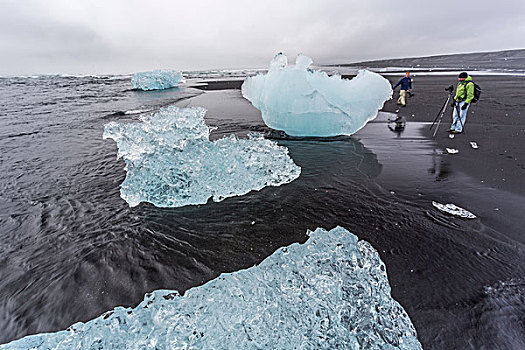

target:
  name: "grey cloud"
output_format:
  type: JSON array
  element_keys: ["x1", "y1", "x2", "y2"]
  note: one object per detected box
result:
[
  {"x1": 1, "y1": 0, "x2": 524, "y2": 75},
  {"x1": 0, "y1": 7, "x2": 108, "y2": 58}
]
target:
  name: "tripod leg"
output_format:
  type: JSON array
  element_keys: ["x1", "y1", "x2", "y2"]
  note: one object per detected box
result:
[
  {"x1": 430, "y1": 95, "x2": 450, "y2": 130},
  {"x1": 454, "y1": 102, "x2": 465, "y2": 132},
  {"x1": 433, "y1": 118, "x2": 442, "y2": 137},
  {"x1": 433, "y1": 107, "x2": 447, "y2": 137}
]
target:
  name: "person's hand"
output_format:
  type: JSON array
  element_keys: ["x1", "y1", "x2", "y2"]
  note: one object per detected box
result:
[
  {"x1": 461, "y1": 103, "x2": 468, "y2": 110},
  {"x1": 451, "y1": 101, "x2": 456, "y2": 108}
]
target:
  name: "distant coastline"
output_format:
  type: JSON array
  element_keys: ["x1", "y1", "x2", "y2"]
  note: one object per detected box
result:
[{"x1": 325, "y1": 48, "x2": 525, "y2": 72}]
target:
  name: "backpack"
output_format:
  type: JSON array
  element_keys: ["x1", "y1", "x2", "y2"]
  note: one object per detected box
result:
[{"x1": 465, "y1": 81, "x2": 481, "y2": 103}]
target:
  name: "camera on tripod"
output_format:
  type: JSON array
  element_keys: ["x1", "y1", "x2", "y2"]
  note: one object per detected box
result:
[{"x1": 430, "y1": 85, "x2": 456, "y2": 136}]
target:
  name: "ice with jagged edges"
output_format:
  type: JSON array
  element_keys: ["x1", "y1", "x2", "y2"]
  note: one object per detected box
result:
[
  {"x1": 102, "y1": 106, "x2": 301, "y2": 207},
  {"x1": 131, "y1": 70, "x2": 184, "y2": 90},
  {"x1": 432, "y1": 201, "x2": 476, "y2": 219},
  {"x1": 2, "y1": 226, "x2": 421, "y2": 350},
  {"x1": 242, "y1": 53, "x2": 393, "y2": 137}
]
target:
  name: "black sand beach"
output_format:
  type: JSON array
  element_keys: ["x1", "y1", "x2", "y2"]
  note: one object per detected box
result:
[
  {"x1": 377, "y1": 74, "x2": 525, "y2": 348},
  {"x1": 1, "y1": 69, "x2": 524, "y2": 349},
  {"x1": 192, "y1": 73, "x2": 525, "y2": 349},
  {"x1": 383, "y1": 74, "x2": 525, "y2": 197}
]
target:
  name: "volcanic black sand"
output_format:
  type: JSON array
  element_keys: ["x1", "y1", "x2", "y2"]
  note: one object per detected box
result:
[
  {"x1": 194, "y1": 74, "x2": 525, "y2": 349},
  {"x1": 196, "y1": 74, "x2": 525, "y2": 198},
  {"x1": 382, "y1": 74, "x2": 525, "y2": 197},
  {"x1": 1, "y1": 72, "x2": 524, "y2": 350},
  {"x1": 372, "y1": 73, "x2": 525, "y2": 349}
]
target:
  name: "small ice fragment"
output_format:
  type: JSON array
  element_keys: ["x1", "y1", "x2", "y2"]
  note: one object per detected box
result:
[
  {"x1": 241, "y1": 53, "x2": 392, "y2": 137},
  {"x1": 432, "y1": 201, "x2": 477, "y2": 219},
  {"x1": 124, "y1": 109, "x2": 151, "y2": 115},
  {"x1": 446, "y1": 148, "x2": 459, "y2": 154},
  {"x1": 449, "y1": 134, "x2": 455, "y2": 139},
  {"x1": 131, "y1": 70, "x2": 184, "y2": 90},
  {"x1": 251, "y1": 221, "x2": 255, "y2": 225},
  {"x1": 470, "y1": 141, "x2": 479, "y2": 149}
]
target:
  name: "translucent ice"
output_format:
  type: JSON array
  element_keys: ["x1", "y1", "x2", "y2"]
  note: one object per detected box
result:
[
  {"x1": 2, "y1": 226, "x2": 421, "y2": 350},
  {"x1": 432, "y1": 201, "x2": 477, "y2": 219},
  {"x1": 103, "y1": 106, "x2": 301, "y2": 207},
  {"x1": 131, "y1": 70, "x2": 184, "y2": 90},
  {"x1": 242, "y1": 53, "x2": 392, "y2": 137}
]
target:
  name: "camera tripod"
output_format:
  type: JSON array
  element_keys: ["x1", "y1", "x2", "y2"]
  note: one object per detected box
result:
[{"x1": 429, "y1": 85, "x2": 464, "y2": 137}]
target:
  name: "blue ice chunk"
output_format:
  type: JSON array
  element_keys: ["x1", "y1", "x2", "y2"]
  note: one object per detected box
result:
[
  {"x1": 131, "y1": 70, "x2": 184, "y2": 90},
  {"x1": 1, "y1": 226, "x2": 421, "y2": 350},
  {"x1": 242, "y1": 53, "x2": 393, "y2": 137},
  {"x1": 102, "y1": 106, "x2": 301, "y2": 207}
]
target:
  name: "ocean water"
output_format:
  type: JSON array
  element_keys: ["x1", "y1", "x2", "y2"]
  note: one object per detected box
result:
[{"x1": 1, "y1": 74, "x2": 524, "y2": 349}]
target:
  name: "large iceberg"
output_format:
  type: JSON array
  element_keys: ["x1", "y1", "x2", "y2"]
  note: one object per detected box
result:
[
  {"x1": 103, "y1": 106, "x2": 301, "y2": 207},
  {"x1": 131, "y1": 70, "x2": 184, "y2": 90},
  {"x1": 1, "y1": 226, "x2": 421, "y2": 349},
  {"x1": 242, "y1": 53, "x2": 392, "y2": 137}
]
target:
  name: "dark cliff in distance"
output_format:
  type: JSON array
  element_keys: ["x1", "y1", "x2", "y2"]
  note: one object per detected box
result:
[{"x1": 330, "y1": 49, "x2": 525, "y2": 71}]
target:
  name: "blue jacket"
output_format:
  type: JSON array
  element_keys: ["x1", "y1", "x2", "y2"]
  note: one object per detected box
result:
[{"x1": 393, "y1": 77, "x2": 412, "y2": 91}]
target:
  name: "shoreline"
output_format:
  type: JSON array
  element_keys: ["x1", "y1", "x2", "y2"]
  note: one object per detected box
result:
[
  {"x1": 1, "y1": 73, "x2": 523, "y2": 348},
  {"x1": 179, "y1": 84, "x2": 525, "y2": 348},
  {"x1": 189, "y1": 74, "x2": 525, "y2": 197},
  {"x1": 382, "y1": 75, "x2": 525, "y2": 197}
]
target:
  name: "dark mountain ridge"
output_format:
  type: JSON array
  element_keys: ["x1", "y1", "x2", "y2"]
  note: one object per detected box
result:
[{"x1": 331, "y1": 49, "x2": 525, "y2": 71}]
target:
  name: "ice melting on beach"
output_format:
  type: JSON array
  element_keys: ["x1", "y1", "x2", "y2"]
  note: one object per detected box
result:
[
  {"x1": 131, "y1": 70, "x2": 184, "y2": 90},
  {"x1": 242, "y1": 53, "x2": 392, "y2": 137},
  {"x1": 2, "y1": 226, "x2": 421, "y2": 350},
  {"x1": 432, "y1": 201, "x2": 477, "y2": 219},
  {"x1": 103, "y1": 106, "x2": 300, "y2": 207}
]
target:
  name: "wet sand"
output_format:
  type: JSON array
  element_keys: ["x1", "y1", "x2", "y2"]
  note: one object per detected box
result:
[
  {"x1": 189, "y1": 76, "x2": 525, "y2": 349},
  {"x1": 1, "y1": 74, "x2": 523, "y2": 349},
  {"x1": 382, "y1": 75, "x2": 525, "y2": 196},
  {"x1": 194, "y1": 74, "x2": 525, "y2": 197}
]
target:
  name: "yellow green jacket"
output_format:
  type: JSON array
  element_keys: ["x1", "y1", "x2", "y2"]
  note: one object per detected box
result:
[{"x1": 455, "y1": 76, "x2": 475, "y2": 104}]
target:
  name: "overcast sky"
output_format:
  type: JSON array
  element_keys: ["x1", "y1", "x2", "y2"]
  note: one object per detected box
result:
[{"x1": 1, "y1": 0, "x2": 524, "y2": 75}]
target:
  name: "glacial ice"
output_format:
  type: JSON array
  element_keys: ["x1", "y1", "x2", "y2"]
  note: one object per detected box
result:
[
  {"x1": 432, "y1": 201, "x2": 477, "y2": 219},
  {"x1": 1, "y1": 226, "x2": 421, "y2": 350},
  {"x1": 241, "y1": 53, "x2": 393, "y2": 137},
  {"x1": 131, "y1": 70, "x2": 184, "y2": 90},
  {"x1": 103, "y1": 106, "x2": 301, "y2": 207}
]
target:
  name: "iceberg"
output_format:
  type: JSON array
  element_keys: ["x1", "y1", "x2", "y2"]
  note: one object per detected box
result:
[
  {"x1": 1, "y1": 226, "x2": 421, "y2": 350},
  {"x1": 242, "y1": 53, "x2": 393, "y2": 137},
  {"x1": 103, "y1": 106, "x2": 301, "y2": 207},
  {"x1": 131, "y1": 70, "x2": 184, "y2": 90}
]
